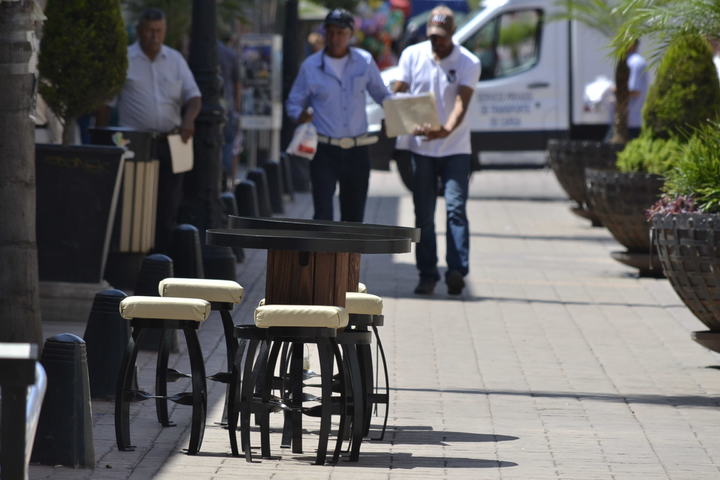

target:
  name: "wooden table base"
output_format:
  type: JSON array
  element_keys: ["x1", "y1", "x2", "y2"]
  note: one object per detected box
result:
[{"x1": 265, "y1": 250, "x2": 360, "y2": 307}]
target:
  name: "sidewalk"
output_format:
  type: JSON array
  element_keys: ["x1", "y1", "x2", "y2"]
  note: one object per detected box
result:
[{"x1": 32, "y1": 166, "x2": 720, "y2": 479}]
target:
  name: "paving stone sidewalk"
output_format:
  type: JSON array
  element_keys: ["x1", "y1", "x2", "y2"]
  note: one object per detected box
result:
[{"x1": 32, "y1": 167, "x2": 720, "y2": 480}]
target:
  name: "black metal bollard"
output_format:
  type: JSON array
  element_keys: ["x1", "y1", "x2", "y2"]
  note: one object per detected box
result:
[
  {"x1": 135, "y1": 254, "x2": 177, "y2": 352},
  {"x1": 280, "y1": 153, "x2": 295, "y2": 200},
  {"x1": 170, "y1": 224, "x2": 205, "y2": 278},
  {"x1": 83, "y1": 289, "x2": 129, "y2": 399},
  {"x1": 246, "y1": 168, "x2": 273, "y2": 217},
  {"x1": 261, "y1": 161, "x2": 285, "y2": 214},
  {"x1": 32, "y1": 334, "x2": 95, "y2": 468},
  {"x1": 220, "y1": 193, "x2": 245, "y2": 263},
  {"x1": 234, "y1": 179, "x2": 260, "y2": 218}
]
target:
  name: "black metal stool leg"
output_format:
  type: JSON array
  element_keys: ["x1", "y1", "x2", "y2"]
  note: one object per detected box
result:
[
  {"x1": 260, "y1": 341, "x2": 282, "y2": 459},
  {"x1": 115, "y1": 327, "x2": 143, "y2": 451},
  {"x1": 357, "y1": 343, "x2": 374, "y2": 437},
  {"x1": 315, "y1": 338, "x2": 334, "y2": 465},
  {"x1": 155, "y1": 327, "x2": 174, "y2": 427},
  {"x1": 331, "y1": 342, "x2": 351, "y2": 463},
  {"x1": 280, "y1": 342, "x2": 293, "y2": 449},
  {"x1": 372, "y1": 324, "x2": 390, "y2": 441},
  {"x1": 227, "y1": 360, "x2": 241, "y2": 457},
  {"x1": 240, "y1": 338, "x2": 259, "y2": 462},
  {"x1": 289, "y1": 342, "x2": 304, "y2": 454},
  {"x1": 344, "y1": 342, "x2": 365, "y2": 461},
  {"x1": 184, "y1": 326, "x2": 207, "y2": 455}
]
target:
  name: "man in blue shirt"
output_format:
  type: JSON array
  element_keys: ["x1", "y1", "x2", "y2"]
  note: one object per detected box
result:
[{"x1": 286, "y1": 9, "x2": 390, "y2": 221}]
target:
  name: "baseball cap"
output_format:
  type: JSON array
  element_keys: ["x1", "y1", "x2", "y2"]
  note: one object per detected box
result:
[
  {"x1": 324, "y1": 9, "x2": 354, "y2": 30},
  {"x1": 427, "y1": 7, "x2": 455, "y2": 37}
]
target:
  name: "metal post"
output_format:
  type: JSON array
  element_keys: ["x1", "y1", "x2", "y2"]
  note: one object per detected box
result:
[{"x1": 183, "y1": 0, "x2": 236, "y2": 279}]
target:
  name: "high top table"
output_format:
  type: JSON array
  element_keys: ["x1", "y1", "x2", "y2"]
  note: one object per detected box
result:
[{"x1": 207, "y1": 218, "x2": 418, "y2": 306}]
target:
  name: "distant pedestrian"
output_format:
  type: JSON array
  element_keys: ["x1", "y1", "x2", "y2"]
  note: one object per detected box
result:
[
  {"x1": 218, "y1": 35, "x2": 242, "y2": 190},
  {"x1": 98, "y1": 8, "x2": 201, "y2": 253},
  {"x1": 393, "y1": 6, "x2": 480, "y2": 295},
  {"x1": 606, "y1": 39, "x2": 648, "y2": 141},
  {"x1": 286, "y1": 8, "x2": 390, "y2": 221}
]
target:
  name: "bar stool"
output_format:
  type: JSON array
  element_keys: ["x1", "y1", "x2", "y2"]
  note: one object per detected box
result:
[
  {"x1": 158, "y1": 278, "x2": 244, "y2": 382},
  {"x1": 115, "y1": 296, "x2": 211, "y2": 454},
  {"x1": 227, "y1": 304, "x2": 349, "y2": 465}
]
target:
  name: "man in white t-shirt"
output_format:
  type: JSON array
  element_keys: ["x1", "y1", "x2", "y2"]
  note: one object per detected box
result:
[{"x1": 393, "y1": 6, "x2": 480, "y2": 295}]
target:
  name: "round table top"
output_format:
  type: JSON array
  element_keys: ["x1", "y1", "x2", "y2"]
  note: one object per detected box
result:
[
  {"x1": 228, "y1": 216, "x2": 420, "y2": 242},
  {"x1": 206, "y1": 228, "x2": 412, "y2": 254}
]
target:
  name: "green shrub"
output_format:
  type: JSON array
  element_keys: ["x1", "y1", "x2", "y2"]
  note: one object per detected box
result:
[
  {"x1": 39, "y1": 0, "x2": 127, "y2": 144},
  {"x1": 664, "y1": 121, "x2": 720, "y2": 213},
  {"x1": 616, "y1": 134, "x2": 683, "y2": 175},
  {"x1": 643, "y1": 34, "x2": 720, "y2": 140}
]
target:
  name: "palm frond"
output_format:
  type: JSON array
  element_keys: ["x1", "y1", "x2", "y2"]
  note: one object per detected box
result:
[{"x1": 612, "y1": 0, "x2": 720, "y2": 61}]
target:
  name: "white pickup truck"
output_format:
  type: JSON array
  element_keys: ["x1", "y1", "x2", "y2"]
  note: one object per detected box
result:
[{"x1": 367, "y1": 0, "x2": 621, "y2": 188}]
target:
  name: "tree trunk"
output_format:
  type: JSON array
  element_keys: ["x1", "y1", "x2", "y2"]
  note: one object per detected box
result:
[
  {"x1": 610, "y1": 56, "x2": 630, "y2": 145},
  {"x1": 0, "y1": 1, "x2": 43, "y2": 346}
]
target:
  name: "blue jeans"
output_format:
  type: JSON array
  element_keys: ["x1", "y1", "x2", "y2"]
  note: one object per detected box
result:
[
  {"x1": 310, "y1": 143, "x2": 370, "y2": 221},
  {"x1": 412, "y1": 153, "x2": 470, "y2": 281}
]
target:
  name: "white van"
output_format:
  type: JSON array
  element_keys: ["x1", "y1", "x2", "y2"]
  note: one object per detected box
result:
[{"x1": 367, "y1": 0, "x2": 623, "y2": 185}]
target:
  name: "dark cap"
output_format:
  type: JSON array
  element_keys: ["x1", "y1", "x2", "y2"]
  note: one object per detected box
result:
[
  {"x1": 325, "y1": 8, "x2": 354, "y2": 30},
  {"x1": 427, "y1": 6, "x2": 455, "y2": 37}
]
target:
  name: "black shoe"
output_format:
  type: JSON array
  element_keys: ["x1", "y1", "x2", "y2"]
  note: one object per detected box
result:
[
  {"x1": 446, "y1": 271, "x2": 465, "y2": 295},
  {"x1": 414, "y1": 278, "x2": 436, "y2": 295}
]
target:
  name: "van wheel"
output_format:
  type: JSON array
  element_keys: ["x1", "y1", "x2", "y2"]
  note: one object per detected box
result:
[{"x1": 394, "y1": 150, "x2": 414, "y2": 192}]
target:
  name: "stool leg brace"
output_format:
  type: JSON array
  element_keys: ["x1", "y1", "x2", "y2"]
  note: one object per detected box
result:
[{"x1": 115, "y1": 320, "x2": 207, "y2": 454}]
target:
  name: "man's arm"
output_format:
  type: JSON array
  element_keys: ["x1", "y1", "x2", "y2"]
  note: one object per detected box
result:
[
  {"x1": 367, "y1": 60, "x2": 391, "y2": 104},
  {"x1": 180, "y1": 96, "x2": 202, "y2": 142},
  {"x1": 286, "y1": 65, "x2": 313, "y2": 123},
  {"x1": 416, "y1": 85, "x2": 474, "y2": 140},
  {"x1": 392, "y1": 80, "x2": 409, "y2": 93}
]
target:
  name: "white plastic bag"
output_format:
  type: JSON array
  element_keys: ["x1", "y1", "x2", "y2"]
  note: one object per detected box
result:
[{"x1": 286, "y1": 122, "x2": 318, "y2": 160}]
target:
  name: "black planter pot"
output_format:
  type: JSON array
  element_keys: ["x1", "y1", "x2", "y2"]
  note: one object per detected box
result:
[
  {"x1": 585, "y1": 169, "x2": 664, "y2": 276},
  {"x1": 652, "y1": 213, "x2": 720, "y2": 351},
  {"x1": 36, "y1": 144, "x2": 125, "y2": 283},
  {"x1": 547, "y1": 140, "x2": 623, "y2": 225}
]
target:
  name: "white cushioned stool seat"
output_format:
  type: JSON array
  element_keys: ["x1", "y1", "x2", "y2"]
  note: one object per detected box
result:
[
  {"x1": 357, "y1": 282, "x2": 368, "y2": 293},
  {"x1": 255, "y1": 305, "x2": 348, "y2": 329},
  {"x1": 159, "y1": 278, "x2": 244, "y2": 304},
  {"x1": 119, "y1": 296, "x2": 211, "y2": 322},
  {"x1": 345, "y1": 292, "x2": 383, "y2": 315}
]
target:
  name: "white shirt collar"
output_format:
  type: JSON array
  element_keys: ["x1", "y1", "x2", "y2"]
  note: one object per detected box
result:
[{"x1": 129, "y1": 42, "x2": 168, "y2": 61}]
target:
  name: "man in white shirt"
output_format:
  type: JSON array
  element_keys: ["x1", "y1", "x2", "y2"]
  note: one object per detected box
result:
[
  {"x1": 393, "y1": 6, "x2": 480, "y2": 295},
  {"x1": 98, "y1": 8, "x2": 201, "y2": 253}
]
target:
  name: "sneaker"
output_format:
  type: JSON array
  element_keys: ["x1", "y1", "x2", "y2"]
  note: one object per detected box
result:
[
  {"x1": 414, "y1": 278, "x2": 436, "y2": 295},
  {"x1": 446, "y1": 270, "x2": 465, "y2": 295}
]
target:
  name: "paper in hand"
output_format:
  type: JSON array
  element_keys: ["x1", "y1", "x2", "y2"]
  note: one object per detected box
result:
[
  {"x1": 168, "y1": 134, "x2": 194, "y2": 174},
  {"x1": 383, "y1": 93, "x2": 440, "y2": 138}
]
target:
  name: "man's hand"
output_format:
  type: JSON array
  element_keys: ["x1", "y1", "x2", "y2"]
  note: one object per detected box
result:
[
  {"x1": 180, "y1": 119, "x2": 195, "y2": 143},
  {"x1": 413, "y1": 123, "x2": 450, "y2": 140},
  {"x1": 297, "y1": 109, "x2": 313, "y2": 124}
]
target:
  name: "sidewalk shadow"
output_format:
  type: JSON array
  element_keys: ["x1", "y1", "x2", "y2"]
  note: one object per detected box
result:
[
  {"x1": 376, "y1": 425, "x2": 518, "y2": 446},
  {"x1": 306, "y1": 451, "x2": 518, "y2": 469},
  {"x1": 391, "y1": 386, "x2": 720, "y2": 408}
]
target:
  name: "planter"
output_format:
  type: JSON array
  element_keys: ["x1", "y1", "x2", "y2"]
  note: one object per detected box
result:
[
  {"x1": 652, "y1": 213, "x2": 720, "y2": 351},
  {"x1": 36, "y1": 144, "x2": 125, "y2": 283},
  {"x1": 547, "y1": 139, "x2": 623, "y2": 225},
  {"x1": 585, "y1": 169, "x2": 665, "y2": 276}
]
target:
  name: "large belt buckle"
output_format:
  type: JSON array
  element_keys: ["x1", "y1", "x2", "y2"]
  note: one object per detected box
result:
[{"x1": 339, "y1": 137, "x2": 355, "y2": 149}]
